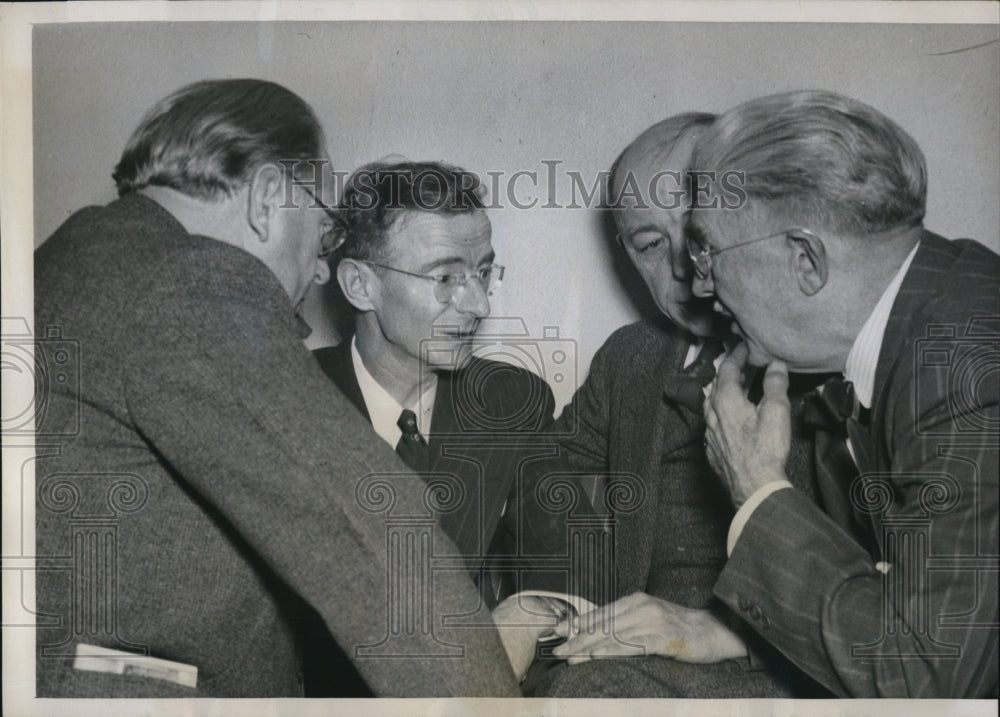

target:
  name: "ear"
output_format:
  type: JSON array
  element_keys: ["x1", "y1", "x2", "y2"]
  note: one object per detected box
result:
[
  {"x1": 246, "y1": 163, "x2": 285, "y2": 242},
  {"x1": 787, "y1": 228, "x2": 827, "y2": 296},
  {"x1": 337, "y1": 258, "x2": 378, "y2": 312}
]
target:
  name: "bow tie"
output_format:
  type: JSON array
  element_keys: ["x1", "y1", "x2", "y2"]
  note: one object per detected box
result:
[{"x1": 802, "y1": 376, "x2": 869, "y2": 435}]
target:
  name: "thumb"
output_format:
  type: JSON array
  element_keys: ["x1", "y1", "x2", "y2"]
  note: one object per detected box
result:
[{"x1": 716, "y1": 341, "x2": 748, "y2": 387}]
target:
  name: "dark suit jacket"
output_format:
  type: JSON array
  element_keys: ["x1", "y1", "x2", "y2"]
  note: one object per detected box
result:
[
  {"x1": 33, "y1": 194, "x2": 520, "y2": 697},
  {"x1": 313, "y1": 339, "x2": 556, "y2": 570},
  {"x1": 512, "y1": 318, "x2": 823, "y2": 697},
  {"x1": 715, "y1": 231, "x2": 1000, "y2": 697}
]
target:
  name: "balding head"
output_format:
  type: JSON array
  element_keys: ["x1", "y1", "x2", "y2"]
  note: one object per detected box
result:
[{"x1": 610, "y1": 112, "x2": 726, "y2": 338}]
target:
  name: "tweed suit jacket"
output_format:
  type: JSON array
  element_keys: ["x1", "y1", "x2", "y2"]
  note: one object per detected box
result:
[
  {"x1": 313, "y1": 339, "x2": 556, "y2": 571},
  {"x1": 33, "y1": 194, "x2": 520, "y2": 698},
  {"x1": 512, "y1": 318, "x2": 822, "y2": 697},
  {"x1": 714, "y1": 231, "x2": 1000, "y2": 697}
]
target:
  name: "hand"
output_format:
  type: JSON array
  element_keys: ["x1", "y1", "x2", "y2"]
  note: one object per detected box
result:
[
  {"x1": 492, "y1": 595, "x2": 567, "y2": 681},
  {"x1": 703, "y1": 342, "x2": 791, "y2": 507},
  {"x1": 550, "y1": 592, "x2": 747, "y2": 664}
]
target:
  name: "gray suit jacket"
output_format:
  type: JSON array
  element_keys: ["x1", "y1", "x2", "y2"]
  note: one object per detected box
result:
[
  {"x1": 715, "y1": 232, "x2": 999, "y2": 697},
  {"x1": 33, "y1": 194, "x2": 520, "y2": 697}
]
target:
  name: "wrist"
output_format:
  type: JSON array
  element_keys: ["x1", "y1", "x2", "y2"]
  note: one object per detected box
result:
[
  {"x1": 704, "y1": 612, "x2": 748, "y2": 661},
  {"x1": 735, "y1": 467, "x2": 787, "y2": 507}
]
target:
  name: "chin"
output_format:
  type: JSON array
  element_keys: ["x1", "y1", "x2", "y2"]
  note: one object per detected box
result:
[{"x1": 742, "y1": 340, "x2": 774, "y2": 367}]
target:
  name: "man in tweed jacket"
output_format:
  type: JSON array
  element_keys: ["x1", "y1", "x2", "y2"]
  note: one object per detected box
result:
[
  {"x1": 34, "y1": 79, "x2": 519, "y2": 697},
  {"x1": 694, "y1": 90, "x2": 999, "y2": 697}
]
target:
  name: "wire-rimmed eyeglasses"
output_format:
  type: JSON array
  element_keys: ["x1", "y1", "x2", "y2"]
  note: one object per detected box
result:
[
  {"x1": 295, "y1": 183, "x2": 342, "y2": 260},
  {"x1": 685, "y1": 226, "x2": 806, "y2": 280},
  {"x1": 363, "y1": 261, "x2": 505, "y2": 304}
]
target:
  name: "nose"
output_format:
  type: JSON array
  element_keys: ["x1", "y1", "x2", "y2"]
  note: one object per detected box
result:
[
  {"x1": 313, "y1": 259, "x2": 331, "y2": 286},
  {"x1": 669, "y1": 235, "x2": 692, "y2": 281},
  {"x1": 453, "y1": 276, "x2": 491, "y2": 319},
  {"x1": 691, "y1": 271, "x2": 714, "y2": 298}
]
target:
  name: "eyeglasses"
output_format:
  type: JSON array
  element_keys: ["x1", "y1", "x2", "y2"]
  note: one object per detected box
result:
[
  {"x1": 363, "y1": 261, "x2": 505, "y2": 304},
  {"x1": 685, "y1": 226, "x2": 805, "y2": 280},
  {"x1": 295, "y1": 183, "x2": 342, "y2": 260}
]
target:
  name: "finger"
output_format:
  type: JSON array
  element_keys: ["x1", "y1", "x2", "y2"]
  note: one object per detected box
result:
[
  {"x1": 702, "y1": 375, "x2": 715, "y2": 401},
  {"x1": 564, "y1": 637, "x2": 646, "y2": 663},
  {"x1": 713, "y1": 348, "x2": 750, "y2": 409},
  {"x1": 715, "y1": 342, "x2": 748, "y2": 388},
  {"x1": 758, "y1": 361, "x2": 791, "y2": 429},
  {"x1": 555, "y1": 632, "x2": 613, "y2": 660},
  {"x1": 702, "y1": 380, "x2": 716, "y2": 418},
  {"x1": 761, "y1": 361, "x2": 789, "y2": 400},
  {"x1": 553, "y1": 622, "x2": 616, "y2": 657},
  {"x1": 704, "y1": 399, "x2": 718, "y2": 432}
]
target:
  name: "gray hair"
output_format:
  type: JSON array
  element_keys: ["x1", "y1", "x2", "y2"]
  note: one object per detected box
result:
[
  {"x1": 690, "y1": 90, "x2": 926, "y2": 235},
  {"x1": 113, "y1": 79, "x2": 325, "y2": 200}
]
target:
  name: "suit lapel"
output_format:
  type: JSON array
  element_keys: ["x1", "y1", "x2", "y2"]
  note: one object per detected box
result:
[
  {"x1": 313, "y1": 340, "x2": 371, "y2": 423},
  {"x1": 857, "y1": 233, "x2": 958, "y2": 557},
  {"x1": 619, "y1": 336, "x2": 694, "y2": 591},
  {"x1": 872, "y1": 232, "x2": 954, "y2": 423},
  {"x1": 428, "y1": 370, "x2": 457, "y2": 463}
]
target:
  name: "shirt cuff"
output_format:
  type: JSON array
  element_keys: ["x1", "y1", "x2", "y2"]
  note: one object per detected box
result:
[{"x1": 726, "y1": 481, "x2": 793, "y2": 556}]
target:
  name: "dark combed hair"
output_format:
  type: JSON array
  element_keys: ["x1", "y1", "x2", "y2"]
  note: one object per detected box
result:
[
  {"x1": 334, "y1": 161, "x2": 485, "y2": 262},
  {"x1": 113, "y1": 78, "x2": 325, "y2": 200},
  {"x1": 690, "y1": 90, "x2": 927, "y2": 236}
]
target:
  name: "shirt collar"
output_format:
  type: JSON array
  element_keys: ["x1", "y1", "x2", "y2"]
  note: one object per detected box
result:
[
  {"x1": 844, "y1": 241, "x2": 920, "y2": 408},
  {"x1": 682, "y1": 335, "x2": 736, "y2": 371},
  {"x1": 351, "y1": 337, "x2": 436, "y2": 447}
]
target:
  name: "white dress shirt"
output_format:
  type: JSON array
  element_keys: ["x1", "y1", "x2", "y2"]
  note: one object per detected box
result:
[{"x1": 351, "y1": 337, "x2": 437, "y2": 448}]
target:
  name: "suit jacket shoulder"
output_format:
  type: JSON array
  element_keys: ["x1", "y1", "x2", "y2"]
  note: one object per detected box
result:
[
  {"x1": 445, "y1": 355, "x2": 556, "y2": 435},
  {"x1": 312, "y1": 340, "x2": 369, "y2": 421},
  {"x1": 35, "y1": 196, "x2": 520, "y2": 698}
]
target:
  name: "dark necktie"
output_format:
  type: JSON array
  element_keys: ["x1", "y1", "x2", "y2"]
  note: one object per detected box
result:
[
  {"x1": 663, "y1": 339, "x2": 726, "y2": 412},
  {"x1": 395, "y1": 408, "x2": 429, "y2": 472},
  {"x1": 803, "y1": 376, "x2": 877, "y2": 554}
]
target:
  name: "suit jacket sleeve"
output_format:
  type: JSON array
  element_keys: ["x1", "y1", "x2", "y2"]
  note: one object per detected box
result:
[
  {"x1": 505, "y1": 328, "x2": 616, "y2": 600},
  {"x1": 120, "y1": 243, "x2": 520, "y2": 697},
  {"x1": 714, "y1": 326, "x2": 999, "y2": 697}
]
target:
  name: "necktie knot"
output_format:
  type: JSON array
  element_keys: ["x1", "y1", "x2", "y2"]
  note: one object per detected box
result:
[
  {"x1": 682, "y1": 339, "x2": 726, "y2": 380},
  {"x1": 664, "y1": 340, "x2": 727, "y2": 413},
  {"x1": 397, "y1": 409, "x2": 425, "y2": 444}
]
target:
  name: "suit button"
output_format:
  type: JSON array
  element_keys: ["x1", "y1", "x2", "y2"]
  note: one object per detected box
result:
[
  {"x1": 749, "y1": 605, "x2": 762, "y2": 621},
  {"x1": 760, "y1": 615, "x2": 771, "y2": 630},
  {"x1": 738, "y1": 596, "x2": 752, "y2": 612}
]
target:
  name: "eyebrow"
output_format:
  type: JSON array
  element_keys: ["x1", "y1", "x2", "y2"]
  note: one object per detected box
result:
[
  {"x1": 622, "y1": 224, "x2": 665, "y2": 239},
  {"x1": 420, "y1": 250, "x2": 496, "y2": 273}
]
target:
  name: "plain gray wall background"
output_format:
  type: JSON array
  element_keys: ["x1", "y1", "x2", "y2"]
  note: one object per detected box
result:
[{"x1": 33, "y1": 22, "x2": 1000, "y2": 410}]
